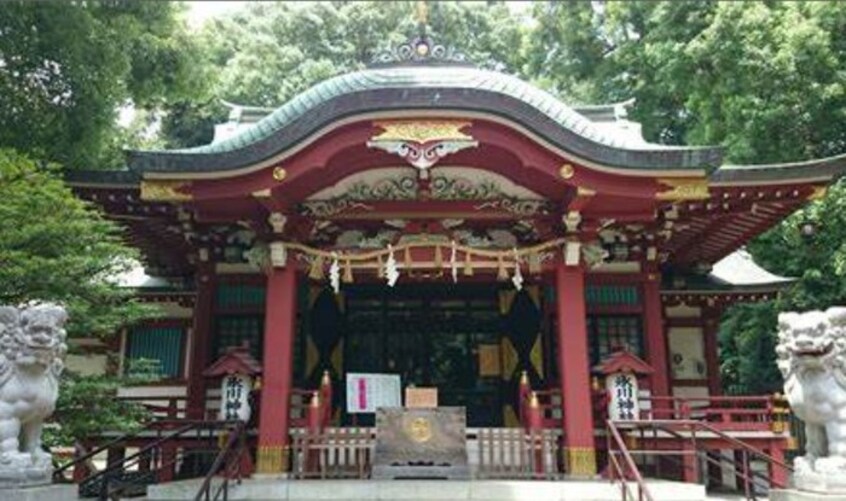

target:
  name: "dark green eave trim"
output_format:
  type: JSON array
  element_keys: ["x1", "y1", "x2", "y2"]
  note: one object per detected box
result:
[
  {"x1": 125, "y1": 66, "x2": 723, "y2": 175},
  {"x1": 65, "y1": 169, "x2": 140, "y2": 187},
  {"x1": 710, "y1": 153, "x2": 846, "y2": 185}
]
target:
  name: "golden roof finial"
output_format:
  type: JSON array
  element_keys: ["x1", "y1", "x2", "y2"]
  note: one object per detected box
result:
[{"x1": 415, "y1": 1, "x2": 429, "y2": 26}]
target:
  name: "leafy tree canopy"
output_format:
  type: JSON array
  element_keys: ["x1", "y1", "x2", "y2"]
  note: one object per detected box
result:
[
  {"x1": 523, "y1": 1, "x2": 846, "y2": 393},
  {"x1": 0, "y1": 148, "x2": 153, "y2": 336},
  {"x1": 0, "y1": 1, "x2": 206, "y2": 168},
  {"x1": 160, "y1": 1, "x2": 525, "y2": 147}
]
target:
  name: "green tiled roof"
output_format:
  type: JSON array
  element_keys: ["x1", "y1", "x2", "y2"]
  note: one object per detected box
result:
[{"x1": 127, "y1": 64, "x2": 723, "y2": 174}]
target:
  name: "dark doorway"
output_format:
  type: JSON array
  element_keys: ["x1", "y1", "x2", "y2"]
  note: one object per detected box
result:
[{"x1": 342, "y1": 284, "x2": 503, "y2": 426}]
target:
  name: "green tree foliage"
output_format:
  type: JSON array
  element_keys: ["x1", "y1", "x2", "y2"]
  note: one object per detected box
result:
[
  {"x1": 160, "y1": 1, "x2": 525, "y2": 147},
  {"x1": 0, "y1": 148, "x2": 153, "y2": 336},
  {"x1": 525, "y1": 1, "x2": 846, "y2": 393},
  {"x1": 47, "y1": 363, "x2": 158, "y2": 449},
  {"x1": 0, "y1": 1, "x2": 205, "y2": 168}
]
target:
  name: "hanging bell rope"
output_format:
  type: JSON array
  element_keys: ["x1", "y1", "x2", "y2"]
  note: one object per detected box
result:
[
  {"x1": 463, "y1": 250, "x2": 474, "y2": 276},
  {"x1": 496, "y1": 256, "x2": 508, "y2": 281},
  {"x1": 281, "y1": 237, "x2": 567, "y2": 281},
  {"x1": 343, "y1": 259, "x2": 354, "y2": 283},
  {"x1": 309, "y1": 255, "x2": 325, "y2": 281},
  {"x1": 434, "y1": 244, "x2": 443, "y2": 269}
]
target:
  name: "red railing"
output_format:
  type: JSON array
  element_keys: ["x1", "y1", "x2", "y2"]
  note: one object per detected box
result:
[
  {"x1": 612, "y1": 419, "x2": 793, "y2": 498},
  {"x1": 638, "y1": 395, "x2": 789, "y2": 432},
  {"x1": 606, "y1": 420, "x2": 654, "y2": 501},
  {"x1": 517, "y1": 372, "x2": 562, "y2": 430}
]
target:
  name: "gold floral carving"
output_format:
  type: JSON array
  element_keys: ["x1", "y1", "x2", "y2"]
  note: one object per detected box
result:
[
  {"x1": 655, "y1": 178, "x2": 710, "y2": 201},
  {"x1": 140, "y1": 180, "x2": 192, "y2": 201},
  {"x1": 370, "y1": 120, "x2": 473, "y2": 144},
  {"x1": 560, "y1": 164, "x2": 575, "y2": 179}
]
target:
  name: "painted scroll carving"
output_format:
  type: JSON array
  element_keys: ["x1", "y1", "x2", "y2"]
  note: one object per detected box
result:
[{"x1": 367, "y1": 121, "x2": 478, "y2": 177}]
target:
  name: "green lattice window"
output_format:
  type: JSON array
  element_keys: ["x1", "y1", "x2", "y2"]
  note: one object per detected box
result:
[
  {"x1": 126, "y1": 326, "x2": 184, "y2": 378},
  {"x1": 216, "y1": 284, "x2": 266, "y2": 309},
  {"x1": 214, "y1": 315, "x2": 264, "y2": 361},
  {"x1": 585, "y1": 285, "x2": 640, "y2": 306},
  {"x1": 588, "y1": 315, "x2": 644, "y2": 365}
]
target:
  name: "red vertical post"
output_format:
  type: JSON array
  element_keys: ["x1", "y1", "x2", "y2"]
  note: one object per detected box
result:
[
  {"x1": 256, "y1": 263, "x2": 298, "y2": 474},
  {"x1": 187, "y1": 258, "x2": 215, "y2": 419},
  {"x1": 769, "y1": 444, "x2": 788, "y2": 488},
  {"x1": 643, "y1": 271, "x2": 670, "y2": 400},
  {"x1": 556, "y1": 261, "x2": 596, "y2": 477}
]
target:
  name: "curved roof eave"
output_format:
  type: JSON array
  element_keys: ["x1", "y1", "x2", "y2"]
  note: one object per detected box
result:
[
  {"x1": 710, "y1": 152, "x2": 846, "y2": 185},
  {"x1": 127, "y1": 66, "x2": 723, "y2": 175}
]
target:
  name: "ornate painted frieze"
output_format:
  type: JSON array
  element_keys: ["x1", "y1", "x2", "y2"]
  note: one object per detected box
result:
[
  {"x1": 140, "y1": 180, "x2": 193, "y2": 201},
  {"x1": 430, "y1": 176, "x2": 499, "y2": 200},
  {"x1": 473, "y1": 198, "x2": 553, "y2": 217},
  {"x1": 299, "y1": 199, "x2": 375, "y2": 218},
  {"x1": 367, "y1": 121, "x2": 478, "y2": 176},
  {"x1": 655, "y1": 178, "x2": 710, "y2": 201},
  {"x1": 347, "y1": 176, "x2": 418, "y2": 200}
]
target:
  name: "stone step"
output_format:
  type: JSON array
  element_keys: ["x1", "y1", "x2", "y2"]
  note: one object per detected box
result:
[{"x1": 147, "y1": 478, "x2": 708, "y2": 501}]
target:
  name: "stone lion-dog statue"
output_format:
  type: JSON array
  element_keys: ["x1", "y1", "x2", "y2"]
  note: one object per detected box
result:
[
  {"x1": 777, "y1": 307, "x2": 846, "y2": 492},
  {"x1": 0, "y1": 304, "x2": 67, "y2": 487}
]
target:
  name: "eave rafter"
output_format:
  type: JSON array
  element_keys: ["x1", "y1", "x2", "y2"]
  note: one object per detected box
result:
[{"x1": 664, "y1": 181, "x2": 819, "y2": 266}]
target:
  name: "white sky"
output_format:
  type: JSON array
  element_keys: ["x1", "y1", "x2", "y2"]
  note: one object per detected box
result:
[{"x1": 184, "y1": 1, "x2": 534, "y2": 30}]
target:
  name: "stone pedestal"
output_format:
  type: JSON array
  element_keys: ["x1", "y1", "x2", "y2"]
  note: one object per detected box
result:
[
  {"x1": 788, "y1": 468, "x2": 846, "y2": 496},
  {"x1": 771, "y1": 489, "x2": 846, "y2": 501},
  {"x1": 0, "y1": 453, "x2": 53, "y2": 489},
  {"x1": 0, "y1": 484, "x2": 78, "y2": 501},
  {"x1": 371, "y1": 407, "x2": 469, "y2": 480}
]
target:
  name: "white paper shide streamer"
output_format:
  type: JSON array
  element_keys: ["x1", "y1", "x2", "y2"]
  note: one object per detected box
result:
[
  {"x1": 511, "y1": 247, "x2": 523, "y2": 291},
  {"x1": 385, "y1": 245, "x2": 400, "y2": 287},
  {"x1": 329, "y1": 252, "x2": 341, "y2": 293}
]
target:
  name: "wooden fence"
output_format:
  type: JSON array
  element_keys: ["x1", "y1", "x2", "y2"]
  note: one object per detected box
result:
[{"x1": 289, "y1": 427, "x2": 563, "y2": 480}]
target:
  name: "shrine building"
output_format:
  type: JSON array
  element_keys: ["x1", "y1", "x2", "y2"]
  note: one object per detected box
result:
[{"x1": 66, "y1": 30, "x2": 846, "y2": 483}]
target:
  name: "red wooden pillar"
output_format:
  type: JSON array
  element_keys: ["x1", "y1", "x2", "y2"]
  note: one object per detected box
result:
[
  {"x1": 555, "y1": 261, "x2": 597, "y2": 477},
  {"x1": 768, "y1": 443, "x2": 788, "y2": 488},
  {"x1": 703, "y1": 312, "x2": 722, "y2": 396},
  {"x1": 187, "y1": 257, "x2": 215, "y2": 419},
  {"x1": 256, "y1": 261, "x2": 298, "y2": 474},
  {"x1": 642, "y1": 271, "x2": 670, "y2": 399}
]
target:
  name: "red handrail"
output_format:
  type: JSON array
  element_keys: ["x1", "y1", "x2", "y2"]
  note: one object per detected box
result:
[{"x1": 607, "y1": 420, "x2": 654, "y2": 501}]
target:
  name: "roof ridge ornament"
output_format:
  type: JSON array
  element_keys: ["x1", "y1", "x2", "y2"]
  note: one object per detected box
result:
[{"x1": 368, "y1": 1, "x2": 472, "y2": 68}]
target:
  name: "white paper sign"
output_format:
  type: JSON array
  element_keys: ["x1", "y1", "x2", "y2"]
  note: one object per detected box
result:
[
  {"x1": 607, "y1": 372, "x2": 639, "y2": 421},
  {"x1": 220, "y1": 373, "x2": 253, "y2": 422},
  {"x1": 345, "y1": 373, "x2": 401, "y2": 413}
]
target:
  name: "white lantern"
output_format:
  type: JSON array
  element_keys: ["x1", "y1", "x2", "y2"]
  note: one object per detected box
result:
[
  {"x1": 606, "y1": 371, "x2": 639, "y2": 421},
  {"x1": 220, "y1": 373, "x2": 253, "y2": 422}
]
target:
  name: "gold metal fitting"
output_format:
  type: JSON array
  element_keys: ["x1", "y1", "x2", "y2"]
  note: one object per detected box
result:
[
  {"x1": 272, "y1": 166, "x2": 287, "y2": 181},
  {"x1": 529, "y1": 391, "x2": 540, "y2": 408}
]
